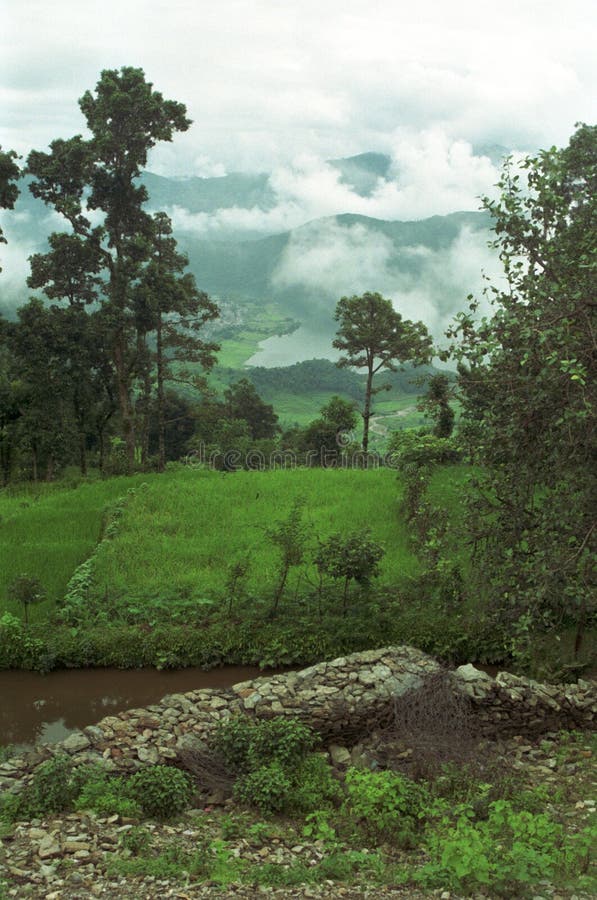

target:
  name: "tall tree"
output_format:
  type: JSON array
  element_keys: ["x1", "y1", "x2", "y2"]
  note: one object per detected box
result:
[
  {"x1": 418, "y1": 373, "x2": 455, "y2": 438},
  {"x1": 27, "y1": 67, "x2": 190, "y2": 469},
  {"x1": 224, "y1": 378, "x2": 279, "y2": 440},
  {"x1": 0, "y1": 146, "x2": 20, "y2": 271},
  {"x1": 333, "y1": 292, "x2": 432, "y2": 451},
  {"x1": 135, "y1": 212, "x2": 219, "y2": 471},
  {"x1": 449, "y1": 123, "x2": 596, "y2": 656},
  {"x1": 28, "y1": 231, "x2": 117, "y2": 475}
]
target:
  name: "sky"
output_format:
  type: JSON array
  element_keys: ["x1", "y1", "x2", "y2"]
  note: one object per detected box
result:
[{"x1": 2, "y1": 0, "x2": 595, "y2": 175}]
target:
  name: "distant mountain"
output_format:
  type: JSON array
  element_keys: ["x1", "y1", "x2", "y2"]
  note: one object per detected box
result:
[
  {"x1": 326, "y1": 152, "x2": 392, "y2": 196},
  {"x1": 2, "y1": 154, "x2": 495, "y2": 365},
  {"x1": 176, "y1": 210, "x2": 490, "y2": 307},
  {"x1": 142, "y1": 151, "x2": 394, "y2": 214}
]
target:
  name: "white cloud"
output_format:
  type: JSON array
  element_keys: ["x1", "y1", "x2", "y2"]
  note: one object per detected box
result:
[
  {"x1": 162, "y1": 131, "x2": 500, "y2": 239},
  {"x1": 1, "y1": 0, "x2": 595, "y2": 168},
  {"x1": 271, "y1": 219, "x2": 501, "y2": 341}
]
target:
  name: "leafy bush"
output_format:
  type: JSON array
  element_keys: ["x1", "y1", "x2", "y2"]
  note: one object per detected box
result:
[
  {"x1": 418, "y1": 800, "x2": 596, "y2": 896},
  {"x1": 234, "y1": 761, "x2": 292, "y2": 814},
  {"x1": 11, "y1": 754, "x2": 79, "y2": 819},
  {"x1": 343, "y1": 768, "x2": 428, "y2": 846},
  {"x1": 127, "y1": 765, "x2": 192, "y2": 820},
  {"x1": 286, "y1": 754, "x2": 341, "y2": 813},
  {"x1": 75, "y1": 770, "x2": 142, "y2": 818},
  {"x1": 212, "y1": 716, "x2": 315, "y2": 774},
  {"x1": 117, "y1": 825, "x2": 153, "y2": 856},
  {"x1": 387, "y1": 431, "x2": 461, "y2": 468},
  {"x1": 7, "y1": 575, "x2": 46, "y2": 625}
]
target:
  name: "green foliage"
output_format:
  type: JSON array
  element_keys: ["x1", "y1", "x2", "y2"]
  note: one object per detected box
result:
[
  {"x1": 314, "y1": 530, "x2": 384, "y2": 613},
  {"x1": 75, "y1": 769, "x2": 142, "y2": 818},
  {"x1": 212, "y1": 716, "x2": 315, "y2": 774},
  {"x1": 449, "y1": 124, "x2": 597, "y2": 653},
  {"x1": 234, "y1": 761, "x2": 292, "y2": 814},
  {"x1": 7, "y1": 574, "x2": 46, "y2": 625},
  {"x1": 12, "y1": 754, "x2": 79, "y2": 819},
  {"x1": 0, "y1": 145, "x2": 20, "y2": 268},
  {"x1": 213, "y1": 716, "x2": 325, "y2": 815},
  {"x1": 266, "y1": 496, "x2": 309, "y2": 616},
  {"x1": 285, "y1": 754, "x2": 342, "y2": 813},
  {"x1": 387, "y1": 430, "x2": 461, "y2": 468},
  {"x1": 224, "y1": 378, "x2": 279, "y2": 440},
  {"x1": 417, "y1": 800, "x2": 596, "y2": 896},
  {"x1": 127, "y1": 765, "x2": 192, "y2": 820},
  {"x1": 302, "y1": 809, "x2": 338, "y2": 844},
  {"x1": 417, "y1": 373, "x2": 455, "y2": 437},
  {"x1": 333, "y1": 291, "x2": 432, "y2": 451},
  {"x1": 117, "y1": 825, "x2": 153, "y2": 856},
  {"x1": 343, "y1": 768, "x2": 428, "y2": 846}
]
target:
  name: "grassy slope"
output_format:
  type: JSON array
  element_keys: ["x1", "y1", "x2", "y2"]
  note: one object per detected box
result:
[
  {"x1": 0, "y1": 475, "x2": 151, "y2": 623},
  {"x1": 0, "y1": 466, "x2": 470, "y2": 617}
]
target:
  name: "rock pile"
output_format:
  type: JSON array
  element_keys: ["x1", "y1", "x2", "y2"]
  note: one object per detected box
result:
[{"x1": 1, "y1": 646, "x2": 594, "y2": 794}]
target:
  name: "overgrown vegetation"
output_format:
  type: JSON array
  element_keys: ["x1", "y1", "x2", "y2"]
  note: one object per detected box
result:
[{"x1": 2, "y1": 730, "x2": 594, "y2": 897}]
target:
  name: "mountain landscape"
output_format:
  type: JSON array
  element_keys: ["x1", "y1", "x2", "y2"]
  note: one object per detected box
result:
[{"x1": 2, "y1": 151, "x2": 497, "y2": 378}]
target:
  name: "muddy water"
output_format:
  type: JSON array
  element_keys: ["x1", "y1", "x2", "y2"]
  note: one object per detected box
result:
[{"x1": 0, "y1": 666, "x2": 269, "y2": 750}]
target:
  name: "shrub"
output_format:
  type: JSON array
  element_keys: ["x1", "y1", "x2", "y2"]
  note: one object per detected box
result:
[
  {"x1": 234, "y1": 761, "x2": 292, "y2": 814},
  {"x1": 127, "y1": 765, "x2": 192, "y2": 820},
  {"x1": 387, "y1": 431, "x2": 461, "y2": 468},
  {"x1": 418, "y1": 800, "x2": 596, "y2": 896},
  {"x1": 12, "y1": 754, "x2": 79, "y2": 819},
  {"x1": 117, "y1": 825, "x2": 153, "y2": 856},
  {"x1": 286, "y1": 754, "x2": 341, "y2": 813},
  {"x1": 75, "y1": 770, "x2": 142, "y2": 818},
  {"x1": 7, "y1": 574, "x2": 46, "y2": 625},
  {"x1": 212, "y1": 715, "x2": 315, "y2": 774},
  {"x1": 247, "y1": 717, "x2": 315, "y2": 770},
  {"x1": 343, "y1": 768, "x2": 428, "y2": 845}
]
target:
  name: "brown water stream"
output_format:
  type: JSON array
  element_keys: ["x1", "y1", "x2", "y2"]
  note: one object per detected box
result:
[{"x1": 0, "y1": 666, "x2": 268, "y2": 750}]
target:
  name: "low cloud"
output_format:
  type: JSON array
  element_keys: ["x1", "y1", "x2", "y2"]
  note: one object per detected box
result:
[
  {"x1": 166, "y1": 130, "x2": 501, "y2": 240},
  {"x1": 271, "y1": 218, "x2": 502, "y2": 344}
]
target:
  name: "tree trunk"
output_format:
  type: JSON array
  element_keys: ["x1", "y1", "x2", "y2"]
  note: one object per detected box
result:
[
  {"x1": 114, "y1": 339, "x2": 135, "y2": 473},
  {"x1": 156, "y1": 314, "x2": 166, "y2": 473},
  {"x1": 137, "y1": 331, "x2": 151, "y2": 469},
  {"x1": 31, "y1": 445, "x2": 38, "y2": 483},
  {"x1": 270, "y1": 565, "x2": 289, "y2": 618},
  {"x1": 79, "y1": 432, "x2": 87, "y2": 476},
  {"x1": 362, "y1": 367, "x2": 374, "y2": 453}
]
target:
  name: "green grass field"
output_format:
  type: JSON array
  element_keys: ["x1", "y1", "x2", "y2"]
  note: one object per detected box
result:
[
  {"x1": 0, "y1": 474, "x2": 152, "y2": 622},
  {"x1": 0, "y1": 466, "x2": 471, "y2": 620}
]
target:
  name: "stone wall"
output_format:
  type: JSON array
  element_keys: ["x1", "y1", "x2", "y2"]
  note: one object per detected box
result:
[{"x1": 1, "y1": 645, "x2": 594, "y2": 792}]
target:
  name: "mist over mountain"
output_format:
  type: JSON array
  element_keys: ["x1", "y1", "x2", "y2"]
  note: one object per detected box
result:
[{"x1": 0, "y1": 146, "x2": 503, "y2": 362}]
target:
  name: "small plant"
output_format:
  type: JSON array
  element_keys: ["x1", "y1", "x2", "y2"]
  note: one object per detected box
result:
[
  {"x1": 246, "y1": 820, "x2": 279, "y2": 846},
  {"x1": 343, "y1": 767, "x2": 428, "y2": 846},
  {"x1": 302, "y1": 810, "x2": 338, "y2": 845},
  {"x1": 225, "y1": 554, "x2": 251, "y2": 616},
  {"x1": 14, "y1": 754, "x2": 79, "y2": 818},
  {"x1": 118, "y1": 825, "x2": 153, "y2": 856},
  {"x1": 127, "y1": 765, "x2": 192, "y2": 820},
  {"x1": 286, "y1": 753, "x2": 341, "y2": 813},
  {"x1": 314, "y1": 530, "x2": 385, "y2": 615},
  {"x1": 234, "y1": 761, "x2": 292, "y2": 814},
  {"x1": 247, "y1": 717, "x2": 316, "y2": 770},
  {"x1": 266, "y1": 497, "x2": 308, "y2": 617},
  {"x1": 7, "y1": 574, "x2": 46, "y2": 625},
  {"x1": 75, "y1": 770, "x2": 142, "y2": 818},
  {"x1": 417, "y1": 799, "x2": 596, "y2": 896}
]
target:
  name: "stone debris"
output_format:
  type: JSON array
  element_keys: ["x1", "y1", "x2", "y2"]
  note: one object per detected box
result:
[{"x1": 0, "y1": 646, "x2": 594, "y2": 796}]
